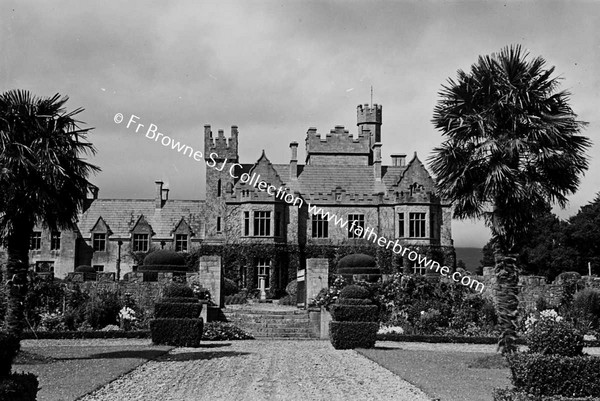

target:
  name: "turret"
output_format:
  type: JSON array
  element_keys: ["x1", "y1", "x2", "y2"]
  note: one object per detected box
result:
[
  {"x1": 204, "y1": 125, "x2": 239, "y2": 162},
  {"x1": 357, "y1": 104, "x2": 382, "y2": 148}
]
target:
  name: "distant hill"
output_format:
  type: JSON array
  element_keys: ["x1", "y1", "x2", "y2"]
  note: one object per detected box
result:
[{"x1": 455, "y1": 247, "x2": 484, "y2": 273}]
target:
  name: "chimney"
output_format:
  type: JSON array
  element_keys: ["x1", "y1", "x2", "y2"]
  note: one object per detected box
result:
[
  {"x1": 391, "y1": 154, "x2": 406, "y2": 167},
  {"x1": 289, "y1": 142, "x2": 298, "y2": 180},
  {"x1": 373, "y1": 143, "x2": 382, "y2": 181},
  {"x1": 155, "y1": 181, "x2": 163, "y2": 208},
  {"x1": 161, "y1": 188, "x2": 169, "y2": 202}
]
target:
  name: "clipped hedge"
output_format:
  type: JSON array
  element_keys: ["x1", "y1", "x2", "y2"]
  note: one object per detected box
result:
[
  {"x1": 161, "y1": 297, "x2": 199, "y2": 304},
  {"x1": 493, "y1": 388, "x2": 600, "y2": 401},
  {"x1": 329, "y1": 322, "x2": 378, "y2": 349},
  {"x1": 154, "y1": 302, "x2": 202, "y2": 319},
  {"x1": 163, "y1": 283, "x2": 194, "y2": 298},
  {"x1": 339, "y1": 285, "x2": 370, "y2": 300},
  {"x1": 526, "y1": 319, "x2": 584, "y2": 357},
  {"x1": 338, "y1": 254, "x2": 376, "y2": 268},
  {"x1": 137, "y1": 265, "x2": 188, "y2": 272},
  {"x1": 0, "y1": 332, "x2": 20, "y2": 376},
  {"x1": 144, "y1": 250, "x2": 186, "y2": 266},
  {"x1": 0, "y1": 373, "x2": 39, "y2": 401},
  {"x1": 150, "y1": 318, "x2": 204, "y2": 347},
  {"x1": 337, "y1": 298, "x2": 373, "y2": 305},
  {"x1": 507, "y1": 353, "x2": 600, "y2": 398},
  {"x1": 377, "y1": 333, "x2": 527, "y2": 345},
  {"x1": 75, "y1": 265, "x2": 95, "y2": 273},
  {"x1": 330, "y1": 304, "x2": 378, "y2": 322},
  {"x1": 20, "y1": 330, "x2": 150, "y2": 340}
]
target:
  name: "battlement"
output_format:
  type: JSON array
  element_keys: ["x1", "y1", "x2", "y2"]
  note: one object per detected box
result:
[
  {"x1": 357, "y1": 104, "x2": 382, "y2": 125},
  {"x1": 305, "y1": 126, "x2": 369, "y2": 149},
  {"x1": 204, "y1": 125, "x2": 239, "y2": 161}
]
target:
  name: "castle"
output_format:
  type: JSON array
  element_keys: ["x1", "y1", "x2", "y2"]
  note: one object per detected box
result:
[{"x1": 1, "y1": 104, "x2": 455, "y2": 294}]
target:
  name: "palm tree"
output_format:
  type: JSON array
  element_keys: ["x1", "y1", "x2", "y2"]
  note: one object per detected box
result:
[
  {"x1": 0, "y1": 90, "x2": 99, "y2": 338},
  {"x1": 430, "y1": 45, "x2": 590, "y2": 353}
]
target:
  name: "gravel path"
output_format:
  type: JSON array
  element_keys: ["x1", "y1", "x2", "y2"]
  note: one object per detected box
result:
[{"x1": 81, "y1": 340, "x2": 431, "y2": 401}]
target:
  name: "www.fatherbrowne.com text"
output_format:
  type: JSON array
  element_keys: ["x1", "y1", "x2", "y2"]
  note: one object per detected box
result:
[{"x1": 115, "y1": 113, "x2": 485, "y2": 293}]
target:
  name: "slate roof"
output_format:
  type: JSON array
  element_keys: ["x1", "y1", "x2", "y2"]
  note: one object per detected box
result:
[{"x1": 77, "y1": 199, "x2": 205, "y2": 240}]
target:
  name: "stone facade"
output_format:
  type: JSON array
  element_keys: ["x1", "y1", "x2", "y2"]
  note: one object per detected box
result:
[{"x1": 0, "y1": 103, "x2": 454, "y2": 293}]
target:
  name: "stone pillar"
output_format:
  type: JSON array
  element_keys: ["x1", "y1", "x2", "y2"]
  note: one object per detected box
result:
[
  {"x1": 198, "y1": 255, "x2": 223, "y2": 308},
  {"x1": 306, "y1": 258, "x2": 328, "y2": 305}
]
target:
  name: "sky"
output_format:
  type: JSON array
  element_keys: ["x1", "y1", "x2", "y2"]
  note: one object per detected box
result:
[{"x1": 1, "y1": 0, "x2": 599, "y2": 248}]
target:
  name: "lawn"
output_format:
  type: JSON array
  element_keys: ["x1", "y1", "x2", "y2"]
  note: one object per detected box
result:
[{"x1": 357, "y1": 346, "x2": 512, "y2": 401}]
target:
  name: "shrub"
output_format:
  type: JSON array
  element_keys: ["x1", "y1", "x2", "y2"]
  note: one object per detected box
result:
[
  {"x1": 202, "y1": 322, "x2": 254, "y2": 340},
  {"x1": 224, "y1": 294, "x2": 247, "y2": 305},
  {"x1": 285, "y1": 279, "x2": 297, "y2": 296},
  {"x1": 223, "y1": 278, "x2": 239, "y2": 296},
  {"x1": 571, "y1": 288, "x2": 600, "y2": 329},
  {"x1": 75, "y1": 265, "x2": 95, "y2": 273},
  {"x1": 329, "y1": 321, "x2": 378, "y2": 349},
  {"x1": 493, "y1": 388, "x2": 600, "y2": 400},
  {"x1": 0, "y1": 332, "x2": 20, "y2": 376},
  {"x1": 337, "y1": 254, "x2": 376, "y2": 268},
  {"x1": 144, "y1": 250, "x2": 186, "y2": 266},
  {"x1": 337, "y1": 298, "x2": 372, "y2": 305},
  {"x1": 526, "y1": 314, "x2": 584, "y2": 357},
  {"x1": 0, "y1": 372, "x2": 39, "y2": 401},
  {"x1": 506, "y1": 353, "x2": 600, "y2": 398},
  {"x1": 418, "y1": 308, "x2": 445, "y2": 334},
  {"x1": 330, "y1": 304, "x2": 378, "y2": 322},
  {"x1": 154, "y1": 303, "x2": 202, "y2": 318},
  {"x1": 339, "y1": 285, "x2": 370, "y2": 300},
  {"x1": 84, "y1": 290, "x2": 121, "y2": 330},
  {"x1": 161, "y1": 297, "x2": 199, "y2": 304},
  {"x1": 278, "y1": 294, "x2": 295, "y2": 306},
  {"x1": 163, "y1": 283, "x2": 194, "y2": 299},
  {"x1": 150, "y1": 318, "x2": 203, "y2": 347}
]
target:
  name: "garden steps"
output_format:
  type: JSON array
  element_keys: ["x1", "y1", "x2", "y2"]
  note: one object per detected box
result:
[{"x1": 223, "y1": 307, "x2": 316, "y2": 339}]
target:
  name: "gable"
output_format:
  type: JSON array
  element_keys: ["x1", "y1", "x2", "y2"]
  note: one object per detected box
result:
[
  {"x1": 171, "y1": 217, "x2": 194, "y2": 236},
  {"x1": 394, "y1": 153, "x2": 435, "y2": 193},
  {"x1": 234, "y1": 151, "x2": 285, "y2": 193},
  {"x1": 90, "y1": 217, "x2": 112, "y2": 235},
  {"x1": 130, "y1": 215, "x2": 154, "y2": 235}
]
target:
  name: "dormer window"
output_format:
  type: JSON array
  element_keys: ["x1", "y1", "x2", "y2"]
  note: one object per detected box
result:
[
  {"x1": 130, "y1": 215, "x2": 154, "y2": 253},
  {"x1": 93, "y1": 233, "x2": 106, "y2": 251},
  {"x1": 133, "y1": 234, "x2": 149, "y2": 252}
]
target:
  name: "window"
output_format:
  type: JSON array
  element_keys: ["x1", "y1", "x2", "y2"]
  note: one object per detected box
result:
[
  {"x1": 35, "y1": 261, "x2": 54, "y2": 273},
  {"x1": 133, "y1": 233, "x2": 149, "y2": 252},
  {"x1": 244, "y1": 211, "x2": 250, "y2": 236},
  {"x1": 312, "y1": 214, "x2": 329, "y2": 238},
  {"x1": 175, "y1": 234, "x2": 188, "y2": 252},
  {"x1": 30, "y1": 231, "x2": 42, "y2": 250},
  {"x1": 257, "y1": 258, "x2": 271, "y2": 289},
  {"x1": 409, "y1": 212, "x2": 427, "y2": 238},
  {"x1": 93, "y1": 265, "x2": 104, "y2": 272},
  {"x1": 50, "y1": 231, "x2": 61, "y2": 250},
  {"x1": 93, "y1": 233, "x2": 106, "y2": 251},
  {"x1": 216, "y1": 217, "x2": 222, "y2": 233},
  {"x1": 253, "y1": 211, "x2": 271, "y2": 236},
  {"x1": 348, "y1": 214, "x2": 365, "y2": 238},
  {"x1": 217, "y1": 179, "x2": 222, "y2": 197},
  {"x1": 398, "y1": 213, "x2": 405, "y2": 237},
  {"x1": 275, "y1": 212, "x2": 282, "y2": 237},
  {"x1": 412, "y1": 264, "x2": 427, "y2": 276}
]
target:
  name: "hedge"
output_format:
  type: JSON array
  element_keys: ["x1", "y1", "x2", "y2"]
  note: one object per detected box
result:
[
  {"x1": 337, "y1": 267, "x2": 381, "y2": 275},
  {"x1": 144, "y1": 250, "x2": 186, "y2": 266},
  {"x1": 493, "y1": 388, "x2": 600, "y2": 401},
  {"x1": 161, "y1": 297, "x2": 199, "y2": 304},
  {"x1": 150, "y1": 318, "x2": 204, "y2": 347},
  {"x1": 20, "y1": 330, "x2": 150, "y2": 340},
  {"x1": 329, "y1": 321, "x2": 378, "y2": 349},
  {"x1": 154, "y1": 302, "x2": 202, "y2": 319},
  {"x1": 0, "y1": 332, "x2": 20, "y2": 376},
  {"x1": 330, "y1": 305, "x2": 378, "y2": 322},
  {"x1": 507, "y1": 353, "x2": 600, "y2": 398},
  {"x1": 337, "y1": 298, "x2": 373, "y2": 305},
  {"x1": 376, "y1": 333, "x2": 527, "y2": 344},
  {"x1": 339, "y1": 285, "x2": 370, "y2": 300},
  {"x1": 0, "y1": 373, "x2": 39, "y2": 401},
  {"x1": 137, "y1": 265, "x2": 188, "y2": 272}
]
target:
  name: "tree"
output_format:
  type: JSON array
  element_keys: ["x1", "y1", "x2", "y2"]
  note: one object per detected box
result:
[
  {"x1": 567, "y1": 194, "x2": 600, "y2": 274},
  {"x1": 0, "y1": 90, "x2": 99, "y2": 338},
  {"x1": 430, "y1": 45, "x2": 590, "y2": 353},
  {"x1": 456, "y1": 259, "x2": 467, "y2": 270}
]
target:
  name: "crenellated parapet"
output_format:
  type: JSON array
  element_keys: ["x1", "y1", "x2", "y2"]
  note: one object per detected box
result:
[
  {"x1": 204, "y1": 125, "x2": 239, "y2": 162},
  {"x1": 305, "y1": 125, "x2": 370, "y2": 165}
]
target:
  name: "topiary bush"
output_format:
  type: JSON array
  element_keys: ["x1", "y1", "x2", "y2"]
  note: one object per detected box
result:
[
  {"x1": 329, "y1": 283, "x2": 378, "y2": 349},
  {"x1": 75, "y1": 265, "x2": 95, "y2": 273},
  {"x1": 144, "y1": 250, "x2": 186, "y2": 266},
  {"x1": 223, "y1": 278, "x2": 239, "y2": 296},
  {"x1": 163, "y1": 283, "x2": 194, "y2": 299},
  {"x1": 337, "y1": 254, "x2": 380, "y2": 282},
  {"x1": 339, "y1": 285, "x2": 370, "y2": 300},
  {"x1": 526, "y1": 315, "x2": 584, "y2": 357},
  {"x1": 338, "y1": 254, "x2": 377, "y2": 268},
  {"x1": 150, "y1": 284, "x2": 203, "y2": 347}
]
